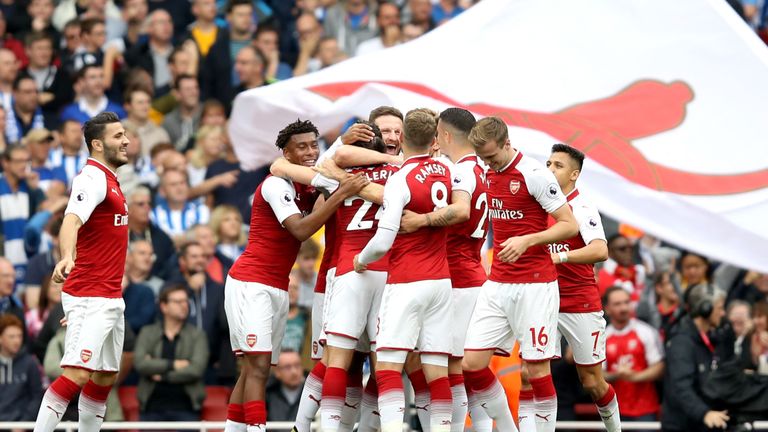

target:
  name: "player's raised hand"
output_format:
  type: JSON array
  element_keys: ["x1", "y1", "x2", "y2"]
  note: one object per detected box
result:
[
  {"x1": 338, "y1": 173, "x2": 369, "y2": 197},
  {"x1": 341, "y1": 123, "x2": 376, "y2": 145},
  {"x1": 313, "y1": 159, "x2": 346, "y2": 181},
  {"x1": 353, "y1": 254, "x2": 368, "y2": 273},
  {"x1": 399, "y1": 209, "x2": 427, "y2": 233},
  {"x1": 52, "y1": 257, "x2": 75, "y2": 283},
  {"x1": 498, "y1": 236, "x2": 532, "y2": 263}
]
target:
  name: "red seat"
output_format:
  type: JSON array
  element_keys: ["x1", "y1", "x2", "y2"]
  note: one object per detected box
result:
[
  {"x1": 118, "y1": 386, "x2": 140, "y2": 421},
  {"x1": 202, "y1": 386, "x2": 232, "y2": 421}
]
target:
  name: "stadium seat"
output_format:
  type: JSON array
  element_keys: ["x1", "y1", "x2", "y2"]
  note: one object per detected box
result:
[
  {"x1": 202, "y1": 386, "x2": 233, "y2": 421},
  {"x1": 118, "y1": 385, "x2": 140, "y2": 421}
]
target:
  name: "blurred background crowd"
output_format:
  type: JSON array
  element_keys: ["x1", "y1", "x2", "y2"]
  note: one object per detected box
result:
[{"x1": 0, "y1": 0, "x2": 766, "y2": 429}]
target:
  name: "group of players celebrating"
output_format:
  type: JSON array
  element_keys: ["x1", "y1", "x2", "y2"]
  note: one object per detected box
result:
[{"x1": 33, "y1": 107, "x2": 622, "y2": 432}]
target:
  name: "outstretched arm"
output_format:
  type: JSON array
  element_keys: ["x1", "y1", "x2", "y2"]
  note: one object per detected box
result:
[{"x1": 399, "y1": 190, "x2": 470, "y2": 233}]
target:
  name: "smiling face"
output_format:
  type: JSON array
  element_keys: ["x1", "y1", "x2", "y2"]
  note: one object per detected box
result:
[
  {"x1": 475, "y1": 139, "x2": 512, "y2": 172},
  {"x1": 98, "y1": 122, "x2": 130, "y2": 167},
  {"x1": 283, "y1": 132, "x2": 319, "y2": 167},
  {"x1": 374, "y1": 114, "x2": 403, "y2": 155}
]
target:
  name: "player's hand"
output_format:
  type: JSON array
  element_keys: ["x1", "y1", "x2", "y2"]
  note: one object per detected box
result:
[
  {"x1": 703, "y1": 410, "x2": 729, "y2": 429},
  {"x1": 174, "y1": 359, "x2": 190, "y2": 370},
  {"x1": 353, "y1": 254, "x2": 367, "y2": 273},
  {"x1": 341, "y1": 123, "x2": 376, "y2": 145},
  {"x1": 399, "y1": 210, "x2": 427, "y2": 233},
  {"x1": 59, "y1": 317, "x2": 68, "y2": 327},
  {"x1": 52, "y1": 257, "x2": 75, "y2": 283},
  {"x1": 313, "y1": 159, "x2": 347, "y2": 181},
  {"x1": 338, "y1": 173, "x2": 369, "y2": 198},
  {"x1": 497, "y1": 236, "x2": 532, "y2": 263},
  {"x1": 270, "y1": 157, "x2": 290, "y2": 178},
  {"x1": 25, "y1": 169, "x2": 40, "y2": 191},
  {"x1": 550, "y1": 252, "x2": 559, "y2": 264}
]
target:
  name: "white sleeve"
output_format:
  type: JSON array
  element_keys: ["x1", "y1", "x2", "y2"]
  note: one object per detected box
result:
[
  {"x1": 638, "y1": 321, "x2": 665, "y2": 364},
  {"x1": 526, "y1": 166, "x2": 567, "y2": 213},
  {"x1": 261, "y1": 176, "x2": 302, "y2": 224},
  {"x1": 317, "y1": 137, "x2": 343, "y2": 165},
  {"x1": 65, "y1": 166, "x2": 107, "y2": 224},
  {"x1": 358, "y1": 172, "x2": 410, "y2": 264},
  {"x1": 311, "y1": 173, "x2": 339, "y2": 194},
  {"x1": 574, "y1": 203, "x2": 606, "y2": 245},
  {"x1": 450, "y1": 161, "x2": 477, "y2": 197}
]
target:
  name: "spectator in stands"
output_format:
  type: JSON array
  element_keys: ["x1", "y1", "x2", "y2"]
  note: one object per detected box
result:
[
  {"x1": 151, "y1": 46, "x2": 199, "y2": 115},
  {"x1": 0, "y1": 314, "x2": 42, "y2": 421},
  {"x1": 727, "y1": 271, "x2": 768, "y2": 305},
  {"x1": 152, "y1": 169, "x2": 210, "y2": 241},
  {"x1": 125, "y1": 238, "x2": 164, "y2": 296},
  {"x1": 323, "y1": 0, "x2": 378, "y2": 56},
  {"x1": 162, "y1": 74, "x2": 201, "y2": 151},
  {"x1": 407, "y1": 0, "x2": 436, "y2": 33},
  {"x1": 23, "y1": 276, "x2": 61, "y2": 342},
  {"x1": 401, "y1": 22, "x2": 425, "y2": 43},
  {"x1": 23, "y1": 32, "x2": 72, "y2": 116},
  {"x1": 0, "y1": 106, "x2": 7, "y2": 150},
  {"x1": 728, "y1": 300, "x2": 753, "y2": 360},
  {"x1": 636, "y1": 270, "x2": 682, "y2": 340},
  {"x1": 125, "y1": 9, "x2": 176, "y2": 97},
  {"x1": 65, "y1": 18, "x2": 106, "y2": 76},
  {"x1": 598, "y1": 233, "x2": 646, "y2": 301},
  {"x1": 739, "y1": 300, "x2": 768, "y2": 375},
  {"x1": 12, "y1": 0, "x2": 59, "y2": 48},
  {"x1": 186, "y1": 224, "x2": 232, "y2": 285},
  {"x1": 185, "y1": 0, "x2": 222, "y2": 59},
  {"x1": 23, "y1": 216, "x2": 61, "y2": 308},
  {"x1": 604, "y1": 287, "x2": 665, "y2": 423},
  {"x1": 122, "y1": 254, "x2": 157, "y2": 335},
  {"x1": 432, "y1": 0, "x2": 465, "y2": 25},
  {"x1": 210, "y1": 204, "x2": 245, "y2": 262},
  {"x1": 135, "y1": 285, "x2": 209, "y2": 421},
  {"x1": 49, "y1": 119, "x2": 87, "y2": 187},
  {"x1": 127, "y1": 186, "x2": 175, "y2": 277},
  {"x1": 200, "y1": 0, "x2": 254, "y2": 106},
  {"x1": 25, "y1": 129, "x2": 66, "y2": 198},
  {"x1": 230, "y1": 46, "x2": 268, "y2": 106},
  {"x1": 296, "y1": 239, "x2": 320, "y2": 309},
  {"x1": 0, "y1": 48, "x2": 18, "y2": 111},
  {"x1": 123, "y1": 87, "x2": 171, "y2": 156},
  {"x1": 356, "y1": 2, "x2": 401, "y2": 56},
  {"x1": 0, "y1": 11, "x2": 27, "y2": 67},
  {"x1": 186, "y1": 124, "x2": 225, "y2": 187},
  {"x1": 60, "y1": 64, "x2": 126, "y2": 124},
  {"x1": 0, "y1": 146, "x2": 46, "y2": 284},
  {"x1": 106, "y1": 0, "x2": 148, "y2": 49},
  {"x1": 283, "y1": 270, "x2": 309, "y2": 354},
  {"x1": 58, "y1": 19, "x2": 80, "y2": 70},
  {"x1": 0, "y1": 257, "x2": 25, "y2": 336},
  {"x1": 51, "y1": 0, "x2": 122, "y2": 32},
  {"x1": 6, "y1": 74, "x2": 54, "y2": 144},
  {"x1": 680, "y1": 251, "x2": 719, "y2": 293},
  {"x1": 266, "y1": 349, "x2": 306, "y2": 422},
  {"x1": 253, "y1": 24, "x2": 293, "y2": 81},
  {"x1": 662, "y1": 284, "x2": 731, "y2": 431},
  {"x1": 292, "y1": 13, "x2": 323, "y2": 77}
]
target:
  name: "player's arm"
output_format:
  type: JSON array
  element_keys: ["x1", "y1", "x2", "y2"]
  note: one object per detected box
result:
[
  {"x1": 354, "y1": 177, "x2": 408, "y2": 272},
  {"x1": 281, "y1": 174, "x2": 368, "y2": 241},
  {"x1": 314, "y1": 159, "x2": 385, "y2": 204},
  {"x1": 52, "y1": 169, "x2": 106, "y2": 283},
  {"x1": 334, "y1": 145, "x2": 401, "y2": 168},
  {"x1": 553, "y1": 204, "x2": 609, "y2": 264},
  {"x1": 271, "y1": 157, "x2": 321, "y2": 186},
  {"x1": 399, "y1": 190, "x2": 470, "y2": 233}
]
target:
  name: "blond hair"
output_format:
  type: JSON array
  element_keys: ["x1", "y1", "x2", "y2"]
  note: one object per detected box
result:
[
  {"x1": 209, "y1": 205, "x2": 246, "y2": 245},
  {"x1": 468, "y1": 116, "x2": 509, "y2": 149},
  {"x1": 403, "y1": 108, "x2": 437, "y2": 150},
  {"x1": 188, "y1": 125, "x2": 225, "y2": 168}
]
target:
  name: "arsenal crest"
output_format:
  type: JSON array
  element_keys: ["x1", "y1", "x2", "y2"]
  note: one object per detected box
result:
[
  {"x1": 80, "y1": 349, "x2": 92, "y2": 363},
  {"x1": 246, "y1": 334, "x2": 257, "y2": 348},
  {"x1": 509, "y1": 180, "x2": 521, "y2": 194}
]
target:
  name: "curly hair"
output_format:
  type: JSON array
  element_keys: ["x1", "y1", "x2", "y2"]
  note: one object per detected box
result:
[{"x1": 275, "y1": 119, "x2": 319, "y2": 149}]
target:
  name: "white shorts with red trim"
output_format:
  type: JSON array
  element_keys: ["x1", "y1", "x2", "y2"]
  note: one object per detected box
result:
[
  {"x1": 324, "y1": 270, "x2": 386, "y2": 353},
  {"x1": 375, "y1": 278, "x2": 453, "y2": 363},
  {"x1": 224, "y1": 276, "x2": 289, "y2": 365},
  {"x1": 312, "y1": 267, "x2": 335, "y2": 359},
  {"x1": 556, "y1": 311, "x2": 607, "y2": 365},
  {"x1": 60, "y1": 293, "x2": 125, "y2": 372},
  {"x1": 450, "y1": 287, "x2": 482, "y2": 358},
  {"x1": 464, "y1": 280, "x2": 559, "y2": 362}
]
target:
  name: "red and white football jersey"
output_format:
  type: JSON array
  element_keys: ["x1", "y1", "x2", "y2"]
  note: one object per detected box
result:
[
  {"x1": 446, "y1": 155, "x2": 489, "y2": 289},
  {"x1": 334, "y1": 164, "x2": 400, "y2": 277},
  {"x1": 63, "y1": 158, "x2": 129, "y2": 298},
  {"x1": 605, "y1": 318, "x2": 664, "y2": 416},
  {"x1": 548, "y1": 189, "x2": 606, "y2": 312},
  {"x1": 229, "y1": 175, "x2": 317, "y2": 290},
  {"x1": 487, "y1": 151, "x2": 567, "y2": 284},
  {"x1": 376, "y1": 155, "x2": 452, "y2": 284}
]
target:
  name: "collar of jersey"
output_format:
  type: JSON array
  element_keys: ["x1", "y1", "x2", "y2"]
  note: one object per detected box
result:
[
  {"x1": 402, "y1": 153, "x2": 431, "y2": 165},
  {"x1": 566, "y1": 188, "x2": 580, "y2": 202},
  {"x1": 456, "y1": 153, "x2": 478, "y2": 164},
  {"x1": 498, "y1": 150, "x2": 523, "y2": 173},
  {"x1": 87, "y1": 157, "x2": 118, "y2": 178}
]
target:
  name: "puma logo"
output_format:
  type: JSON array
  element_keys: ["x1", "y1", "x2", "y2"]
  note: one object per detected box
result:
[
  {"x1": 415, "y1": 404, "x2": 430, "y2": 411},
  {"x1": 481, "y1": 403, "x2": 488, "y2": 409},
  {"x1": 46, "y1": 406, "x2": 62, "y2": 419},
  {"x1": 536, "y1": 413, "x2": 552, "y2": 422},
  {"x1": 536, "y1": 348, "x2": 545, "y2": 354},
  {"x1": 441, "y1": 420, "x2": 452, "y2": 425},
  {"x1": 461, "y1": 401, "x2": 468, "y2": 407},
  {"x1": 344, "y1": 402, "x2": 360, "y2": 409},
  {"x1": 601, "y1": 413, "x2": 614, "y2": 420},
  {"x1": 372, "y1": 410, "x2": 381, "y2": 417},
  {"x1": 309, "y1": 394, "x2": 321, "y2": 406}
]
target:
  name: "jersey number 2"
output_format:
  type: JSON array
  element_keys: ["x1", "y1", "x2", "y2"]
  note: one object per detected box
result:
[{"x1": 345, "y1": 198, "x2": 382, "y2": 231}]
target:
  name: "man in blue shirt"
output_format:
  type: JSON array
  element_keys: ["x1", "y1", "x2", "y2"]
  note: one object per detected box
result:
[{"x1": 59, "y1": 65, "x2": 125, "y2": 124}]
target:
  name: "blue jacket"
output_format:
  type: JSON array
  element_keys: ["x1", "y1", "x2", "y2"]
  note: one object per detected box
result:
[{"x1": 0, "y1": 349, "x2": 42, "y2": 420}]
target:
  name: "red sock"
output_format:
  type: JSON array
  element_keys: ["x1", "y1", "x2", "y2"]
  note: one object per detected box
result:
[
  {"x1": 407, "y1": 368, "x2": 428, "y2": 394},
  {"x1": 520, "y1": 388, "x2": 535, "y2": 402},
  {"x1": 227, "y1": 403, "x2": 245, "y2": 423},
  {"x1": 243, "y1": 400, "x2": 266, "y2": 426},
  {"x1": 364, "y1": 374, "x2": 379, "y2": 397},
  {"x1": 321, "y1": 367, "x2": 348, "y2": 400},
  {"x1": 310, "y1": 361, "x2": 327, "y2": 380},
  {"x1": 81, "y1": 380, "x2": 111, "y2": 403},
  {"x1": 529, "y1": 375, "x2": 556, "y2": 399},
  {"x1": 49, "y1": 375, "x2": 81, "y2": 401},
  {"x1": 463, "y1": 367, "x2": 496, "y2": 393},
  {"x1": 448, "y1": 373, "x2": 464, "y2": 387},
  {"x1": 428, "y1": 377, "x2": 453, "y2": 428},
  {"x1": 596, "y1": 384, "x2": 616, "y2": 407}
]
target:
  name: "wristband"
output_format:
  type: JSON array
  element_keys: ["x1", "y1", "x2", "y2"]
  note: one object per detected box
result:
[{"x1": 558, "y1": 251, "x2": 569, "y2": 263}]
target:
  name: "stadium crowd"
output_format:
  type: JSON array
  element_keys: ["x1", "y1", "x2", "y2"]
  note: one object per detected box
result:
[{"x1": 0, "y1": 0, "x2": 766, "y2": 430}]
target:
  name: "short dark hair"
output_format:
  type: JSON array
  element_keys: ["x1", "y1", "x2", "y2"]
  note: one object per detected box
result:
[
  {"x1": 79, "y1": 18, "x2": 104, "y2": 35},
  {"x1": 350, "y1": 120, "x2": 385, "y2": 153},
  {"x1": 58, "y1": 119, "x2": 81, "y2": 133},
  {"x1": 226, "y1": 0, "x2": 252, "y2": 13},
  {"x1": 174, "y1": 73, "x2": 197, "y2": 91},
  {"x1": 602, "y1": 285, "x2": 629, "y2": 307},
  {"x1": 169, "y1": 45, "x2": 187, "y2": 65},
  {"x1": 275, "y1": 119, "x2": 319, "y2": 150},
  {"x1": 438, "y1": 107, "x2": 476, "y2": 137},
  {"x1": 369, "y1": 106, "x2": 403, "y2": 123},
  {"x1": 77, "y1": 63, "x2": 102, "y2": 81},
  {"x1": 2, "y1": 144, "x2": 27, "y2": 161},
  {"x1": 606, "y1": 233, "x2": 629, "y2": 249},
  {"x1": 123, "y1": 86, "x2": 150, "y2": 105},
  {"x1": 551, "y1": 143, "x2": 585, "y2": 170},
  {"x1": 12, "y1": 73, "x2": 35, "y2": 91},
  {"x1": 179, "y1": 240, "x2": 202, "y2": 259},
  {"x1": 254, "y1": 23, "x2": 278, "y2": 40},
  {"x1": 82, "y1": 111, "x2": 121, "y2": 153},
  {"x1": 63, "y1": 18, "x2": 80, "y2": 31},
  {"x1": 159, "y1": 284, "x2": 188, "y2": 304},
  {"x1": 24, "y1": 31, "x2": 53, "y2": 48}
]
